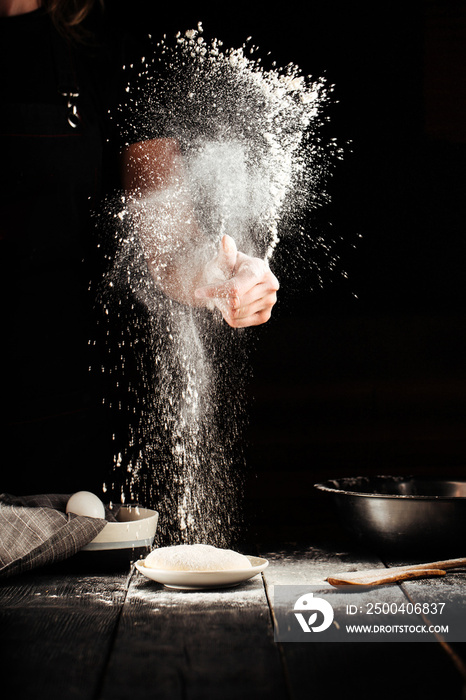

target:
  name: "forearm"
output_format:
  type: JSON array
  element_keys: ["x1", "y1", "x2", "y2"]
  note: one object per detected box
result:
[
  {"x1": 121, "y1": 138, "x2": 210, "y2": 306},
  {"x1": 120, "y1": 138, "x2": 279, "y2": 326},
  {"x1": 145, "y1": 239, "x2": 210, "y2": 307}
]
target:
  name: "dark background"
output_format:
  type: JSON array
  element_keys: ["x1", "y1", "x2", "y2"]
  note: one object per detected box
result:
[{"x1": 107, "y1": 0, "x2": 466, "y2": 544}]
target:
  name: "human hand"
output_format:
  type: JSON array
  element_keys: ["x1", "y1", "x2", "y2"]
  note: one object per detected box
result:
[{"x1": 195, "y1": 235, "x2": 279, "y2": 328}]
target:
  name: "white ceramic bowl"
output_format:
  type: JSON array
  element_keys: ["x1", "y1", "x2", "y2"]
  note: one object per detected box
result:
[{"x1": 81, "y1": 505, "x2": 159, "y2": 552}]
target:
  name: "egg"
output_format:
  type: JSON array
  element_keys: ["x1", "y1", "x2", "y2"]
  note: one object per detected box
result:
[{"x1": 66, "y1": 491, "x2": 106, "y2": 519}]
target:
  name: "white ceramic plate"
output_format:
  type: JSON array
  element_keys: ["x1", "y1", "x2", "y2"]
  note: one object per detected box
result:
[{"x1": 134, "y1": 555, "x2": 268, "y2": 589}]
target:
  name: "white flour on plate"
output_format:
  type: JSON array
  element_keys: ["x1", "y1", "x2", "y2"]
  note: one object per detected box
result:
[{"x1": 144, "y1": 543, "x2": 252, "y2": 571}]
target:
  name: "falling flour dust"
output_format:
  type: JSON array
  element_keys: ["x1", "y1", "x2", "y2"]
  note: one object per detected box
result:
[{"x1": 96, "y1": 24, "x2": 342, "y2": 546}]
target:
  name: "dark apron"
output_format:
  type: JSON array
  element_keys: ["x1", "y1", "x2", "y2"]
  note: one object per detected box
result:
[{"x1": 0, "y1": 27, "x2": 112, "y2": 495}]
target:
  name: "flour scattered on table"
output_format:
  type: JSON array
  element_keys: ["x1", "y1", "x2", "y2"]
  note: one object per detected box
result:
[{"x1": 144, "y1": 544, "x2": 252, "y2": 571}]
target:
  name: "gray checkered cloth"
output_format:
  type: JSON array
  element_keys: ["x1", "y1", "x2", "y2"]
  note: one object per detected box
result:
[{"x1": 0, "y1": 493, "x2": 111, "y2": 578}]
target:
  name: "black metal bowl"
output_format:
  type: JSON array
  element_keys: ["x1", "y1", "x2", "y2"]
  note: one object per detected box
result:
[{"x1": 314, "y1": 475, "x2": 466, "y2": 557}]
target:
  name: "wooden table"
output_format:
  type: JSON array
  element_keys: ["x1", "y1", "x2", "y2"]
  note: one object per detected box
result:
[{"x1": 1, "y1": 535, "x2": 466, "y2": 700}]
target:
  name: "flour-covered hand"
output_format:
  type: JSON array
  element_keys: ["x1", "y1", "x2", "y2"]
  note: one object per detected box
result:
[{"x1": 195, "y1": 235, "x2": 279, "y2": 328}]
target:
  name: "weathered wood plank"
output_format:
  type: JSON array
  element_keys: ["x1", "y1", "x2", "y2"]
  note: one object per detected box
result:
[
  {"x1": 3, "y1": 548, "x2": 464, "y2": 700},
  {"x1": 260, "y1": 543, "x2": 384, "y2": 586},
  {"x1": 262, "y1": 545, "x2": 466, "y2": 700},
  {"x1": 386, "y1": 556, "x2": 466, "y2": 683},
  {"x1": 0, "y1": 571, "x2": 129, "y2": 700},
  {"x1": 99, "y1": 569, "x2": 289, "y2": 700}
]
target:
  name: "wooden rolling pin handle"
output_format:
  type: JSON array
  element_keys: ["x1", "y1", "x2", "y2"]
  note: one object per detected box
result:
[
  {"x1": 327, "y1": 568, "x2": 446, "y2": 587},
  {"x1": 327, "y1": 557, "x2": 466, "y2": 586}
]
